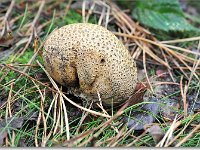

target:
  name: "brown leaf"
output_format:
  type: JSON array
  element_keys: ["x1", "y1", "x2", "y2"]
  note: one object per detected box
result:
[
  {"x1": 156, "y1": 69, "x2": 168, "y2": 78},
  {"x1": 126, "y1": 97, "x2": 160, "y2": 130},
  {"x1": 0, "y1": 131, "x2": 7, "y2": 146},
  {"x1": 0, "y1": 117, "x2": 24, "y2": 129},
  {"x1": 0, "y1": 32, "x2": 14, "y2": 47},
  {"x1": 0, "y1": 117, "x2": 24, "y2": 146},
  {"x1": 71, "y1": 0, "x2": 102, "y2": 12},
  {"x1": 147, "y1": 124, "x2": 164, "y2": 143}
]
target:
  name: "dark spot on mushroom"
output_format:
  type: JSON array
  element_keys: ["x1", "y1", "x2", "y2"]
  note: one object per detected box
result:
[{"x1": 100, "y1": 58, "x2": 105, "y2": 63}]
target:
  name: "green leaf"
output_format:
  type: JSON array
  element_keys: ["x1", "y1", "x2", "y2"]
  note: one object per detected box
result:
[{"x1": 132, "y1": 0, "x2": 200, "y2": 33}]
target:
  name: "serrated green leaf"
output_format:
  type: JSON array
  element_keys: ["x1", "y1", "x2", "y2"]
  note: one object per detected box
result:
[{"x1": 132, "y1": 0, "x2": 200, "y2": 33}]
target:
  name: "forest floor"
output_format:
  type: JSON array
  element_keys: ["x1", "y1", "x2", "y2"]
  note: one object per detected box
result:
[{"x1": 0, "y1": 0, "x2": 200, "y2": 147}]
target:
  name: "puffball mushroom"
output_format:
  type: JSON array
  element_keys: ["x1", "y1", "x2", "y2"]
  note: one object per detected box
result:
[{"x1": 43, "y1": 23, "x2": 137, "y2": 106}]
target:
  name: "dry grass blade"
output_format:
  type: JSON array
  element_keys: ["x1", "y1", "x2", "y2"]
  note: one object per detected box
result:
[
  {"x1": 53, "y1": 99, "x2": 61, "y2": 135},
  {"x1": 62, "y1": 128, "x2": 95, "y2": 147},
  {"x1": 161, "y1": 44, "x2": 200, "y2": 57},
  {"x1": 75, "y1": 104, "x2": 92, "y2": 135},
  {"x1": 82, "y1": 0, "x2": 86, "y2": 23},
  {"x1": 60, "y1": 94, "x2": 63, "y2": 135},
  {"x1": 78, "y1": 103, "x2": 129, "y2": 147},
  {"x1": 167, "y1": 113, "x2": 200, "y2": 147},
  {"x1": 114, "y1": 32, "x2": 171, "y2": 68},
  {"x1": 108, "y1": 125, "x2": 127, "y2": 147},
  {"x1": 113, "y1": 32, "x2": 199, "y2": 79},
  {"x1": 171, "y1": 58, "x2": 189, "y2": 78},
  {"x1": 98, "y1": 4, "x2": 105, "y2": 25},
  {"x1": 32, "y1": 80, "x2": 47, "y2": 147},
  {"x1": 60, "y1": 93, "x2": 70, "y2": 140},
  {"x1": 96, "y1": 91, "x2": 109, "y2": 116},
  {"x1": 160, "y1": 49, "x2": 176, "y2": 82},
  {"x1": 0, "y1": 84, "x2": 24, "y2": 110},
  {"x1": 142, "y1": 45, "x2": 154, "y2": 92},
  {"x1": 0, "y1": 68, "x2": 9, "y2": 83},
  {"x1": 41, "y1": 91, "x2": 47, "y2": 147},
  {"x1": 35, "y1": 105, "x2": 42, "y2": 147},
  {"x1": 156, "y1": 115, "x2": 181, "y2": 147},
  {"x1": 85, "y1": 1, "x2": 95, "y2": 23},
  {"x1": 42, "y1": 93, "x2": 58, "y2": 142},
  {"x1": 63, "y1": 99, "x2": 130, "y2": 147},
  {"x1": 160, "y1": 36, "x2": 200, "y2": 44},
  {"x1": 6, "y1": 82, "x2": 14, "y2": 118},
  {"x1": 175, "y1": 121, "x2": 200, "y2": 147},
  {"x1": 187, "y1": 59, "x2": 200, "y2": 84},
  {"x1": 180, "y1": 76, "x2": 188, "y2": 117},
  {"x1": 110, "y1": 126, "x2": 136, "y2": 147},
  {"x1": 126, "y1": 130, "x2": 149, "y2": 147},
  {"x1": 46, "y1": 93, "x2": 58, "y2": 125},
  {"x1": 5, "y1": 82, "x2": 15, "y2": 146},
  {"x1": 143, "y1": 44, "x2": 171, "y2": 69}
]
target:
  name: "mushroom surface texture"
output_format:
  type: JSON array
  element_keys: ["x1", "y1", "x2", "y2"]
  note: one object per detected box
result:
[{"x1": 43, "y1": 23, "x2": 137, "y2": 106}]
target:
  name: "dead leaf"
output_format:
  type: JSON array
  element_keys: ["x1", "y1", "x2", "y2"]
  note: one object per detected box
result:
[
  {"x1": 125, "y1": 97, "x2": 160, "y2": 130},
  {"x1": 0, "y1": 32, "x2": 14, "y2": 47},
  {"x1": 0, "y1": 48, "x2": 15, "y2": 61},
  {"x1": 0, "y1": 131, "x2": 7, "y2": 146},
  {"x1": 156, "y1": 69, "x2": 168, "y2": 78},
  {"x1": 147, "y1": 124, "x2": 164, "y2": 143},
  {"x1": 0, "y1": 117, "x2": 24, "y2": 146},
  {"x1": 71, "y1": 0, "x2": 102, "y2": 12},
  {"x1": 0, "y1": 117, "x2": 24, "y2": 128},
  {"x1": 18, "y1": 139, "x2": 27, "y2": 147}
]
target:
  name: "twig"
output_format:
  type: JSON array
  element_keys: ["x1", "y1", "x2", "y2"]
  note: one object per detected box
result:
[{"x1": 82, "y1": 0, "x2": 86, "y2": 23}]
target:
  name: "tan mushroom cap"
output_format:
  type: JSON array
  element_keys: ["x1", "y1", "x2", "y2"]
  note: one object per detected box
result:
[{"x1": 43, "y1": 23, "x2": 137, "y2": 106}]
